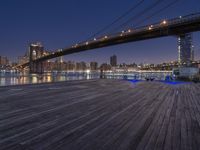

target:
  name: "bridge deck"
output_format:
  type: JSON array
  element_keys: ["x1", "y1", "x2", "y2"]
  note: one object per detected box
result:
[{"x1": 0, "y1": 80, "x2": 200, "y2": 150}]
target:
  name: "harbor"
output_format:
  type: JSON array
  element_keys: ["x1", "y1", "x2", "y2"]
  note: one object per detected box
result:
[{"x1": 0, "y1": 79, "x2": 200, "y2": 150}]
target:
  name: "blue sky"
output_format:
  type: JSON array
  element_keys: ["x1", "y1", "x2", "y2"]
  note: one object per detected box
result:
[{"x1": 0, "y1": 0, "x2": 200, "y2": 64}]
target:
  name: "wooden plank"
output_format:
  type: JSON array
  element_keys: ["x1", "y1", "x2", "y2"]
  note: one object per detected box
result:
[{"x1": 0, "y1": 80, "x2": 200, "y2": 150}]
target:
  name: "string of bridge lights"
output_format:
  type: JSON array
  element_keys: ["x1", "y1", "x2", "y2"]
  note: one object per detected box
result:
[
  {"x1": 68, "y1": 0, "x2": 180, "y2": 50},
  {"x1": 70, "y1": 19, "x2": 169, "y2": 49}
]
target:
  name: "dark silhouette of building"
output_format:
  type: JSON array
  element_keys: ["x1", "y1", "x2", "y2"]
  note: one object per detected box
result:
[
  {"x1": 75, "y1": 62, "x2": 87, "y2": 71},
  {"x1": 0, "y1": 56, "x2": 9, "y2": 65},
  {"x1": 100, "y1": 63, "x2": 111, "y2": 71},
  {"x1": 55, "y1": 49, "x2": 64, "y2": 71},
  {"x1": 90, "y1": 62, "x2": 98, "y2": 70},
  {"x1": 66, "y1": 61, "x2": 75, "y2": 71},
  {"x1": 110, "y1": 55, "x2": 117, "y2": 66}
]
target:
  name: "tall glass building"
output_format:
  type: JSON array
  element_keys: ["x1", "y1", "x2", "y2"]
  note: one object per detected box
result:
[
  {"x1": 178, "y1": 33, "x2": 194, "y2": 65},
  {"x1": 110, "y1": 55, "x2": 117, "y2": 66}
]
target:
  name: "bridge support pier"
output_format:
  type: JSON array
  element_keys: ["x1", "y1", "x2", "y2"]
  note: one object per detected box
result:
[
  {"x1": 29, "y1": 61, "x2": 44, "y2": 74},
  {"x1": 29, "y1": 42, "x2": 45, "y2": 74}
]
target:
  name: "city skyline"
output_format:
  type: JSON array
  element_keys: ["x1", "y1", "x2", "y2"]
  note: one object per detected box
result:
[{"x1": 0, "y1": 0, "x2": 200, "y2": 64}]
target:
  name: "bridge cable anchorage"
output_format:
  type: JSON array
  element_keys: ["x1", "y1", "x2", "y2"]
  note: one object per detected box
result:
[
  {"x1": 132, "y1": 0, "x2": 180, "y2": 28},
  {"x1": 84, "y1": 0, "x2": 145, "y2": 42},
  {"x1": 110, "y1": 0, "x2": 163, "y2": 33}
]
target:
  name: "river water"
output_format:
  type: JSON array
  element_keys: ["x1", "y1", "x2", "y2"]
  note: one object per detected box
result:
[{"x1": 0, "y1": 71, "x2": 172, "y2": 86}]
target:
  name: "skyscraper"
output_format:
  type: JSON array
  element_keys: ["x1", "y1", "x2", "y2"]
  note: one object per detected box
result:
[
  {"x1": 90, "y1": 62, "x2": 98, "y2": 70},
  {"x1": 110, "y1": 55, "x2": 117, "y2": 66},
  {"x1": 75, "y1": 62, "x2": 87, "y2": 71},
  {"x1": 178, "y1": 33, "x2": 193, "y2": 65}
]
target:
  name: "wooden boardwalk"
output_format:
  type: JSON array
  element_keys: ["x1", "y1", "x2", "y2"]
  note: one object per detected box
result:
[{"x1": 0, "y1": 79, "x2": 200, "y2": 150}]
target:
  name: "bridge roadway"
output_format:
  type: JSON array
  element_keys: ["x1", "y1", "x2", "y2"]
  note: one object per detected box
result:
[
  {"x1": 20, "y1": 13, "x2": 200, "y2": 68},
  {"x1": 0, "y1": 79, "x2": 200, "y2": 150}
]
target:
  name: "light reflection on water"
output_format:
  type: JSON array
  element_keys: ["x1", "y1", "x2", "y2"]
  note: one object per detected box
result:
[
  {"x1": 0, "y1": 72, "x2": 100, "y2": 86},
  {"x1": 0, "y1": 71, "x2": 172, "y2": 86}
]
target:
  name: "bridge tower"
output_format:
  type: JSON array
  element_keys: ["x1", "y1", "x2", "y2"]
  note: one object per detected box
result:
[{"x1": 29, "y1": 42, "x2": 44, "y2": 74}]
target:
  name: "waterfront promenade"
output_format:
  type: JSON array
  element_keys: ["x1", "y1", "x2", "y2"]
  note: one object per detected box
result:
[{"x1": 0, "y1": 79, "x2": 200, "y2": 150}]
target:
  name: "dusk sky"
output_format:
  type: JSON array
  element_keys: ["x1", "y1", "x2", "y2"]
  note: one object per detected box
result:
[{"x1": 0, "y1": 0, "x2": 200, "y2": 64}]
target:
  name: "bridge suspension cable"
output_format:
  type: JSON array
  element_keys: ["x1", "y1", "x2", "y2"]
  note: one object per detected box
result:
[
  {"x1": 110, "y1": 0, "x2": 163, "y2": 33},
  {"x1": 110, "y1": 0, "x2": 181, "y2": 34},
  {"x1": 85, "y1": 0, "x2": 145, "y2": 41},
  {"x1": 131, "y1": 0, "x2": 180, "y2": 28},
  {"x1": 75, "y1": 0, "x2": 187, "y2": 46}
]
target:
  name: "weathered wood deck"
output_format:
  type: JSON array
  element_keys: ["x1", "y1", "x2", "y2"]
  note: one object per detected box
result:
[{"x1": 0, "y1": 79, "x2": 200, "y2": 150}]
